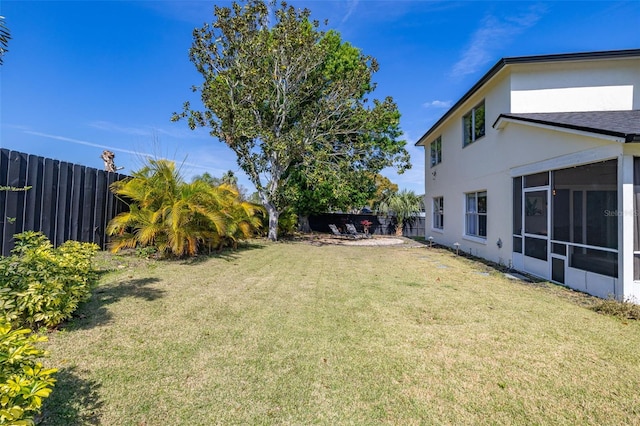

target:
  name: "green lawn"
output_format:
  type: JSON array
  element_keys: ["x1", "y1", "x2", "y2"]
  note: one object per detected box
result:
[{"x1": 40, "y1": 239, "x2": 640, "y2": 425}]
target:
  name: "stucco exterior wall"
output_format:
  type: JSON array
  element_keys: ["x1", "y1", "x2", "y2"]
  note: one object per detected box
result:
[
  {"x1": 425, "y1": 72, "x2": 512, "y2": 264},
  {"x1": 622, "y1": 144, "x2": 640, "y2": 302},
  {"x1": 510, "y1": 58, "x2": 640, "y2": 112},
  {"x1": 426, "y1": 120, "x2": 622, "y2": 268},
  {"x1": 422, "y1": 53, "x2": 640, "y2": 299}
]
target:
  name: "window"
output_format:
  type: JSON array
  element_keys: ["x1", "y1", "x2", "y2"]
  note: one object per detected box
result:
[
  {"x1": 430, "y1": 136, "x2": 442, "y2": 167},
  {"x1": 433, "y1": 197, "x2": 444, "y2": 229},
  {"x1": 550, "y1": 159, "x2": 618, "y2": 278},
  {"x1": 463, "y1": 100, "x2": 485, "y2": 147},
  {"x1": 524, "y1": 171, "x2": 549, "y2": 188},
  {"x1": 513, "y1": 177, "x2": 522, "y2": 235},
  {"x1": 552, "y1": 160, "x2": 617, "y2": 249},
  {"x1": 465, "y1": 191, "x2": 487, "y2": 238}
]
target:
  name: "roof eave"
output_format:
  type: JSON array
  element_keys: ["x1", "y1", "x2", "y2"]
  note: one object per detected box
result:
[
  {"x1": 415, "y1": 58, "x2": 508, "y2": 146},
  {"x1": 493, "y1": 114, "x2": 637, "y2": 143}
]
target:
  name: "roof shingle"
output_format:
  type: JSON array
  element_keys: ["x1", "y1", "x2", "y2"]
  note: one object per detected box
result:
[{"x1": 494, "y1": 110, "x2": 640, "y2": 142}]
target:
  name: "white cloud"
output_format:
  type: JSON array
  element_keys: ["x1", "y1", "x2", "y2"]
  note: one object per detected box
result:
[
  {"x1": 88, "y1": 120, "x2": 207, "y2": 140},
  {"x1": 451, "y1": 5, "x2": 546, "y2": 77},
  {"x1": 88, "y1": 121, "x2": 151, "y2": 137},
  {"x1": 23, "y1": 130, "x2": 145, "y2": 156},
  {"x1": 21, "y1": 130, "x2": 230, "y2": 175},
  {"x1": 341, "y1": 0, "x2": 360, "y2": 24},
  {"x1": 422, "y1": 100, "x2": 452, "y2": 109}
]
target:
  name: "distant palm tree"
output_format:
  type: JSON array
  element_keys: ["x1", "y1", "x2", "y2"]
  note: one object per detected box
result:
[
  {"x1": 0, "y1": 16, "x2": 10, "y2": 65},
  {"x1": 378, "y1": 189, "x2": 424, "y2": 236},
  {"x1": 191, "y1": 170, "x2": 238, "y2": 188},
  {"x1": 107, "y1": 159, "x2": 262, "y2": 257}
]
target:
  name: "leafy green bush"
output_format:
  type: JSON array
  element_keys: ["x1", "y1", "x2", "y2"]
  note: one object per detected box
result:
[
  {"x1": 254, "y1": 207, "x2": 298, "y2": 239},
  {"x1": 0, "y1": 317, "x2": 57, "y2": 425},
  {"x1": 135, "y1": 246, "x2": 158, "y2": 259},
  {"x1": 276, "y1": 207, "x2": 298, "y2": 237},
  {"x1": 0, "y1": 232, "x2": 99, "y2": 329}
]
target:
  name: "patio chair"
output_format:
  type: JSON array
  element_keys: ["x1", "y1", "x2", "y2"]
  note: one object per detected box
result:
[
  {"x1": 345, "y1": 223, "x2": 369, "y2": 239},
  {"x1": 329, "y1": 224, "x2": 355, "y2": 239}
]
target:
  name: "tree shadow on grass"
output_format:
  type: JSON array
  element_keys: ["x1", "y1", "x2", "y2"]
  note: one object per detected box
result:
[
  {"x1": 39, "y1": 366, "x2": 103, "y2": 426},
  {"x1": 181, "y1": 240, "x2": 266, "y2": 264},
  {"x1": 64, "y1": 277, "x2": 164, "y2": 331}
]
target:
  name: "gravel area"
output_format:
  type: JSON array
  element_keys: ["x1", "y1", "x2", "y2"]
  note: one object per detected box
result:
[{"x1": 298, "y1": 234, "x2": 426, "y2": 247}]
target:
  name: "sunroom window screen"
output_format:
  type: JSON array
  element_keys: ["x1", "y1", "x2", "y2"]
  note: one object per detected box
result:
[{"x1": 552, "y1": 160, "x2": 618, "y2": 277}]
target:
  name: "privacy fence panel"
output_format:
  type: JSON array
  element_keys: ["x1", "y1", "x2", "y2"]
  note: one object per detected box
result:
[
  {"x1": 309, "y1": 213, "x2": 426, "y2": 237},
  {"x1": 0, "y1": 149, "x2": 129, "y2": 255}
]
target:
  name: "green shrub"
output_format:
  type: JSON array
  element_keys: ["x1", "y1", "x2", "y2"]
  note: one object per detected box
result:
[
  {"x1": 135, "y1": 246, "x2": 158, "y2": 259},
  {"x1": 0, "y1": 317, "x2": 56, "y2": 425},
  {"x1": 277, "y1": 208, "x2": 298, "y2": 237},
  {"x1": 0, "y1": 232, "x2": 99, "y2": 329}
]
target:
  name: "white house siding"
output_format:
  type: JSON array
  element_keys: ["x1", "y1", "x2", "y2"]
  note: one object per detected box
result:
[
  {"x1": 426, "y1": 74, "x2": 512, "y2": 264},
  {"x1": 427, "y1": 120, "x2": 622, "y2": 259},
  {"x1": 621, "y1": 144, "x2": 640, "y2": 302},
  {"x1": 510, "y1": 59, "x2": 640, "y2": 113},
  {"x1": 423, "y1": 53, "x2": 640, "y2": 300}
]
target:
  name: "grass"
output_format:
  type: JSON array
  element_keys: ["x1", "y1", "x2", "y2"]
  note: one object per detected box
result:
[{"x1": 40, "y1": 239, "x2": 640, "y2": 425}]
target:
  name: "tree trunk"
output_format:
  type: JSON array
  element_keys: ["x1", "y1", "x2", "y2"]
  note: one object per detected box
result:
[
  {"x1": 265, "y1": 202, "x2": 280, "y2": 241},
  {"x1": 395, "y1": 220, "x2": 403, "y2": 236},
  {"x1": 298, "y1": 215, "x2": 311, "y2": 233}
]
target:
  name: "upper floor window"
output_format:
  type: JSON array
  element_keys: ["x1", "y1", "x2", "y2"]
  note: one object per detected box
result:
[
  {"x1": 433, "y1": 197, "x2": 444, "y2": 230},
  {"x1": 430, "y1": 136, "x2": 442, "y2": 168},
  {"x1": 463, "y1": 100, "x2": 485, "y2": 147}
]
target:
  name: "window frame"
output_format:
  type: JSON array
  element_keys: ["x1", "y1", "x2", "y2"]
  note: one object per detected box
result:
[
  {"x1": 465, "y1": 191, "x2": 487, "y2": 239},
  {"x1": 462, "y1": 100, "x2": 486, "y2": 147},
  {"x1": 430, "y1": 136, "x2": 442, "y2": 168},
  {"x1": 432, "y1": 196, "x2": 444, "y2": 230}
]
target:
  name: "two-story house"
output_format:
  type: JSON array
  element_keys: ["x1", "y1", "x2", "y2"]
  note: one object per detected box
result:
[{"x1": 416, "y1": 49, "x2": 640, "y2": 301}]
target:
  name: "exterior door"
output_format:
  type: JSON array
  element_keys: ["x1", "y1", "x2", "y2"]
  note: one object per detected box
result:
[{"x1": 522, "y1": 188, "x2": 550, "y2": 279}]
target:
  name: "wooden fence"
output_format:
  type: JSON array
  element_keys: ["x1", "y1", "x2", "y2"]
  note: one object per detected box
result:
[
  {"x1": 308, "y1": 213, "x2": 426, "y2": 237},
  {"x1": 0, "y1": 149, "x2": 128, "y2": 255}
]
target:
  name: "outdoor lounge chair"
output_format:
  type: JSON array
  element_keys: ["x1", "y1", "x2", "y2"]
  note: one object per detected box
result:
[
  {"x1": 345, "y1": 223, "x2": 369, "y2": 239},
  {"x1": 329, "y1": 224, "x2": 356, "y2": 239}
]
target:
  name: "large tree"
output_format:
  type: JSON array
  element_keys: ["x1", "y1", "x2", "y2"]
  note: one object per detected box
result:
[
  {"x1": 285, "y1": 165, "x2": 376, "y2": 232},
  {"x1": 173, "y1": 0, "x2": 410, "y2": 240}
]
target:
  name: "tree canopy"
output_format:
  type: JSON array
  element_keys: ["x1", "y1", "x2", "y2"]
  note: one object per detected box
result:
[
  {"x1": 173, "y1": 0, "x2": 410, "y2": 240},
  {"x1": 369, "y1": 174, "x2": 399, "y2": 212}
]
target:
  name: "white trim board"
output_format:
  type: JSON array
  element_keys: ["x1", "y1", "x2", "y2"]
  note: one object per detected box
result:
[{"x1": 509, "y1": 145, "x2": 621, "y2": 177}]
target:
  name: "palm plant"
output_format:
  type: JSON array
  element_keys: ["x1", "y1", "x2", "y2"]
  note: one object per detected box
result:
[
  {"x1": 217, "y1": 183, "x2": 263, "y2": 249},
  {"x1": 107, "y1": 159, "x2": 262, "y2": 257},
  {"x1": 0, "y1": 16, "x2": 10, "y2": 65},
  {"x1": 378, "y1": 189, "x2": 424, "y2": 236}
]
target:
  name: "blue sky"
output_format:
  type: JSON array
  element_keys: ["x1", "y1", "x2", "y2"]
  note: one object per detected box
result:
[{"x1": 1, "y1": 1, "x2": 639, "y2": 195}]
